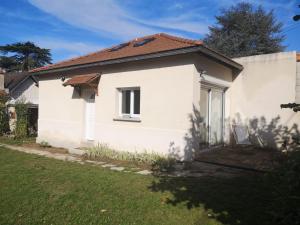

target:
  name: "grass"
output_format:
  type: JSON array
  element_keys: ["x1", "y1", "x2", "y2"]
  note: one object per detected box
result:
[
  {"x1": 0, "y1": 147, "x2": 274, "y2": 225},
  {"x1": 0, "y1": 136, "x2": 35, "y2": 146}
]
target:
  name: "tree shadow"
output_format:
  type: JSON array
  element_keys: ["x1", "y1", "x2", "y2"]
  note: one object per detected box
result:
[
  {"x1": 183, "y1": 105, "x2": 209, "y2": 160},
  {"x1": 150, "y1": 107, "x2": 300, "y2": 224},
  {"x1": 149, "y1": 174, "x2": 273, "y2": 225},
  {"x1": 233, "y1": 113, "x2": 300, "y2": 151},
  {"x1": 183, "y1": 106, "x2": 300, "y2": 161}
]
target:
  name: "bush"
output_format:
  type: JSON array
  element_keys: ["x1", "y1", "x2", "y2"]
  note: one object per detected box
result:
[
  {"x1": 0, "y1": 106, "x2": 10, "y2": 135},
  {"x1": 15, "y1": 103, "x2": 28, "y2": 138},
  {"x1": 268, "y1": 150, "x2": 300, "y2": 225},
  {"x1": 39, "y1": 141, "x2": 51, "y2": 148},
  {"x1": 84, "y1": 143, "x2": 176, "y2": 172}
]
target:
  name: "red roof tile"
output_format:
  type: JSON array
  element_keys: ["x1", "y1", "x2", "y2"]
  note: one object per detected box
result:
[
  {"x1": 31, "y1": 33, "x2": 203, "y2": 73},
  {"x1": 0, "y1": 90, "x2": 8, "y2": 96},
  {"x1": 63, "y1": 74, "x2": 100, "y2": 86}
]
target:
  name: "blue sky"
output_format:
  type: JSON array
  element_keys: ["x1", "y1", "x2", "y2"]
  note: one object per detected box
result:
[{"x1": 1, "y1": 0, "x2": 299, "y2": 63}]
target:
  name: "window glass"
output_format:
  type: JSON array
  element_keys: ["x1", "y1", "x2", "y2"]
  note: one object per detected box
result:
[
  {"x1": 122, "y1": 90, "x2": 131, "y2": 114},
  {"x1": 133, "y1": 90, "x2": 140, "y2": 114}
]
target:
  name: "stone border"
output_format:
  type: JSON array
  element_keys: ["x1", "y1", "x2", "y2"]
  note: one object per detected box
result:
[{"x1": 0, "y1": 143, "x2": 153, "y2": 175}]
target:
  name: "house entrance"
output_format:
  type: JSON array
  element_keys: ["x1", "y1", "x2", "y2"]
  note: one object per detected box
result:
[{"x1": 85, "y1": 92, "x2": 95, "y2": 141}]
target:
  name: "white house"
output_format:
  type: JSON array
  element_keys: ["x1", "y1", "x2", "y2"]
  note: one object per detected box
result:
[
  {"x1": 30, "y1": 33, "x2": 300, "y2": 159},
  {"x1": 5, "y1": 72, "x2": 39, "y2": 133}
]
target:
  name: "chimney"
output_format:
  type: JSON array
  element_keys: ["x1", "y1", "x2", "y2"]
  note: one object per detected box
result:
[{"x1": 0, "y1": 68, "x2": 5, "y2": 91}]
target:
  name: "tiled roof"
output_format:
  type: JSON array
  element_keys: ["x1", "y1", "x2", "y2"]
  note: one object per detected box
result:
[
  {"x1": 63, "y1": 74, "x2": 100, "y2": 86},
  {"x1": 30, "y1": 33, "x2": 203, "y2": 73},
  {"x1": 297, "y1": 53, "x2": 300, "y2": 62},
  {"x1": 0, "y1": 90, "x2": 7, "y2": 96},
  {"x1": 4, "y1": 72, "x2": 36, "y2": 91}
]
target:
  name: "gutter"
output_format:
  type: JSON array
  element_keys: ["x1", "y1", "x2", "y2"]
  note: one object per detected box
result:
[{"x1": 30, "y1": 46, "x2": 243, "y2": 75}]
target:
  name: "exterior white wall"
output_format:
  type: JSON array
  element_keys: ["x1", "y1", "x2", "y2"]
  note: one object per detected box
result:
[
  {"x1": 230, "y1": 52, "x2": 299, "y2": 149},
  {"x1": 37, "y1": 54, "x2": 235, "y2": 159},
  {"x1": 296, "y1": 62, "x2": 300, "y2": 103},
  {"x1": 0, "y1": 73, "x2": 4, "y2": 91},
  {"x1": 38, "y1": 77, "x2": 84, "y2": 149}
]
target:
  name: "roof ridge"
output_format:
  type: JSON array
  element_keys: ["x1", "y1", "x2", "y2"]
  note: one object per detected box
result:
[{"x1": 159, "y1": 33, "x2": 202, "y2": 45}]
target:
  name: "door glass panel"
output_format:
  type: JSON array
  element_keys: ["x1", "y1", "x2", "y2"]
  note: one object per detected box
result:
[
  {"x1": 199, "y1": 88, "x2": 209, "y2": 147},
  {"x1": 210, "y1": 90, "x2": 223, "y2": 145}
]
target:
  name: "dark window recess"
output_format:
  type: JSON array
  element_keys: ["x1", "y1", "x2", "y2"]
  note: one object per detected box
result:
[
  {"x1": 134, "y1": 90, "x2": 140, "y2": 114},
  {"x1": 133, "y1": 37, "x2": 155, "y2": 47},
  {"x1": 122, "y1": 90, "x2": 131, "y2": 114},
  {"x1": 109, "y1": 42, "x2": 130, "y2": 52}
]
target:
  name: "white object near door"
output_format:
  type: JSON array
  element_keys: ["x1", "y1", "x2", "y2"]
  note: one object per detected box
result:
[{"x1": 85, "y1": 94, "x2": 95, "y2": 141}]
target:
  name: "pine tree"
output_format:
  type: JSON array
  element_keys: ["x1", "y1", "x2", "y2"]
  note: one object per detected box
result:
[{"x1": 204, "y1": 3, "x2": 285, "y2": 58}]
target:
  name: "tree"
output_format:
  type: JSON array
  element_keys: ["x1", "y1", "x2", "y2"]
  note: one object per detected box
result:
[
  {"x1": 204, "y1": 2, "x2": 285, "y2": 58},
  {"x1": 0, "y1": 42, "x2": 52, "y2": 71},
  {"x1": 293, "y1": 5, "x2": 300, "y2": 21}
]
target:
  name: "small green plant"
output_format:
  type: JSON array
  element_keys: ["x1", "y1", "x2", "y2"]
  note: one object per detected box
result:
[
  {"x1": 84, "y1": 143, "x2": 176, "y2": 171},
  {"x1": 40, "y1": 141, "x2": 51, "y2": 148},
  {"x1": 267, "y1": 150, "x2": 300, "y2": 225}
]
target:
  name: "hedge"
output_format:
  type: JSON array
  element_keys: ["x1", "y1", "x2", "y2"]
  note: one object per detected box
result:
[{"x1": 15, "y1": 103, "x2": 28, "y2": 138}]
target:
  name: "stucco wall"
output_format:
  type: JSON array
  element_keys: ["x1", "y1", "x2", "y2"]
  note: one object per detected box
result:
[
  {"x1": 296, "y1": 62, "x2": 300, "y2": 103},
  {"x1": 231, "y1": 52, "x2": 299, "y2": 149},
  {"x1": 0, "y1": 73, "x2": 4, "y2": 90},
  {"x1": 37, "y1": 53, "x2": 234, "y2": 159}
]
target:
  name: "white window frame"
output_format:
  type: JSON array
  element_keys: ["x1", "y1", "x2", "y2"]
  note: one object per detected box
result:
[{"x1": 118, "y1": 87, "x2": 140, "y2": 118}]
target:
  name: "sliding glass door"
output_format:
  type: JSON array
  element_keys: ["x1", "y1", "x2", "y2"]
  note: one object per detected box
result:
[{"x1": 199, "y1": 85, "x2": 224, "y2": 147}]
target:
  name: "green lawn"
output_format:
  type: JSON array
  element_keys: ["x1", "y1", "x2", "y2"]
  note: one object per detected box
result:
[
  {"x1": 0, "y1": 136, "x2": 36, "y2": 146},
  {"x1": 0, "y1": 147, "x2": 273, "y2": 225}
]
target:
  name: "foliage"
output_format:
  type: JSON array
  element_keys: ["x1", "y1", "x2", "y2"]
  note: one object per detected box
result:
[
  {"x1": 0, "y1": 136, "x2": 35, "y2": 146},
  {"x1": 267, "y1": 150, "x2": 300, "y2": 225},
  {"x1": 0, "y1": 42, "x2": 52, "y2": 71},
  {"x1": 15, "y1": 103, "x2": 28, "y2": 138},
  {"x1": 203, "y1": 2, "x2": 285, "y2": 58},
  {"x1": 0, "y1": 106, "x2": 9, "y2": 135},
  {"x1": 84, "y1": 143, "x2": 176, "y2": 171},
  {"x1": 0, "y1": 56, "x2": 18, "y2": 72},
  {"x1": 0, "y1": 93, "x2": 9, "y2": 135},
  {"x1": 39, "y1": 140, "x2": 51, "y2": 148}
]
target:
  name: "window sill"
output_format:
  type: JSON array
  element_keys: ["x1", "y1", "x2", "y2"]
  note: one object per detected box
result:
[{"x1": 113, "y1": 117, "x2": 141, "y2": 122}]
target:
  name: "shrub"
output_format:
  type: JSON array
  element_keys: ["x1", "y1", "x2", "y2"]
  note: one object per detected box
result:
[
  {"x1": 15, "y1": 103, "x2": 28, "y2": 138},
  {"x1": 84, "y1": 143, "x2": 176, "y2": 172},
  {"x1": 0, "y1": 106, "x2": 10, "y2": 135},
  {"x1": 39, "y1": 141, "x2": 51, "y2": 148},
  {"x1": 268, "y1": 150, "x2": 300, "y2": 225}
]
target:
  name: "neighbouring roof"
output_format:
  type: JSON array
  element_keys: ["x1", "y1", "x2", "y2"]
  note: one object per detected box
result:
[
  {"x1": 297, "y1": 53, "x2": 300, "y2": 62},
  {"x1": 63, "y1": 74, "x2": 100, "y2": 87},
  {"x1": 4, "y1": 72, "x2": 38, "y2": 91},
  {"x1": 0, "y1": 90, "x2": 8, "y2": 97},
  {"x1": 30, "y1": 33, "x2": 242, "y2": 74}
]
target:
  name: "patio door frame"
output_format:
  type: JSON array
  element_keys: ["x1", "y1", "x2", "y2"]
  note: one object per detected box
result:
[{"x1": 201, "y1": 83, "x2": 226, "y2": 147}]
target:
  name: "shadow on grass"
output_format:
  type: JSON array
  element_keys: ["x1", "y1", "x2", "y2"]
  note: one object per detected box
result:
[{"x1": 149, "y1": 173, "x2": 273, "y2": 225}]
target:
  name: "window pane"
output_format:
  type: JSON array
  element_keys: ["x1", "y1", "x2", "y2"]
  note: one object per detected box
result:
[
  {"x1": 133, "y1": 90, "x2": 140, "y2": 114},
  {"x1": 122, "y1": 90, "x2": 130, "y2": 114}
]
